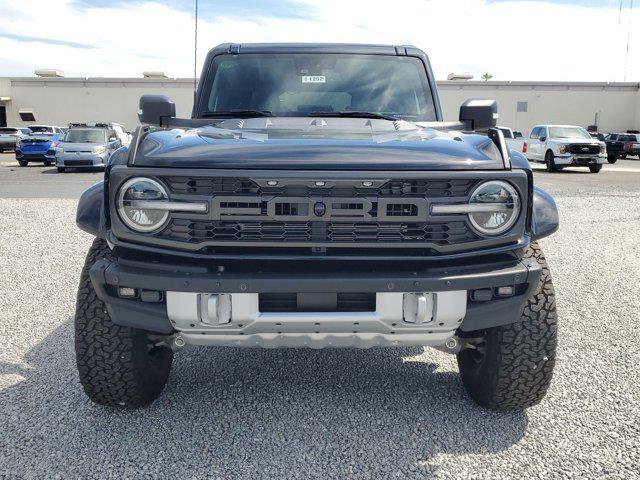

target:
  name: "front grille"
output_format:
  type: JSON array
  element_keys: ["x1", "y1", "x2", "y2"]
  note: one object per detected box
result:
[
  {"x1": 568, "y1": 144, "x2": 600, "y2": 155},
  {"x1": 259, "y1": 293, "x2": 376, "y2": 312},
  {"x1": 63, "y1": 160, "x2": 93, "y2": 166},
  {"x1": 162, "y1": 219, "x2": 476, "y2": 245},
  {"x1": 163, "y1": 177, "x2": 475, "y2": 198}
]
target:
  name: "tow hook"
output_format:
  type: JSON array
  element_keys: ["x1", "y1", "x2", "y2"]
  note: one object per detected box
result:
[{"x1": 434, "y1": 336, "x2": 480, "y2": 355}]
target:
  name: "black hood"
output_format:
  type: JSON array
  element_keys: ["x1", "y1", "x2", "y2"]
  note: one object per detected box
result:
[{"x1": 132, "y1": 117, "x2": 505, "y2": 170}]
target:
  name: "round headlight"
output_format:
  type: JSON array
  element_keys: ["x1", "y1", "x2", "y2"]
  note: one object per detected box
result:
[
  {"x1": 468, "y1": 181, "x2": 520, "y2": 235},
  {"x1": 117, "y1": 177, "x2": 169, "y2": 232}
]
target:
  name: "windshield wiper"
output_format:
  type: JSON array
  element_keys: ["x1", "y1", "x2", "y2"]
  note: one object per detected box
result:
[
  {"x1": 201, "y1": 109, "x2": 273, "y2": 118},
  {"x1": 307, "y1": 111, "x2": 398, "y2": 121}
]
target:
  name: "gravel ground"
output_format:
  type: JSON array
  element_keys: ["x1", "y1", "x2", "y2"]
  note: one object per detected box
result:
[{"x1": 0, "y1": 156, "x2": 639, "y2": 479}]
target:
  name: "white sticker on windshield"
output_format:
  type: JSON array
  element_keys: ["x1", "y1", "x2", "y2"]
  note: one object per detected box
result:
[{"x1": 301, "y1": 75, "x2": 326, "y2": 83}]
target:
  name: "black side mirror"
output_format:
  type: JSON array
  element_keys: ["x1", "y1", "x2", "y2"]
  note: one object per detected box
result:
[
  {"x1": 540, "y1": 136, "x2": 547, "y2": 142},
  {"x1": 139, "y1": 94, "x2": 176, "y2": 126},
  {"x1": 459, "y1": 99, "x2": 498, "y2": 130}
]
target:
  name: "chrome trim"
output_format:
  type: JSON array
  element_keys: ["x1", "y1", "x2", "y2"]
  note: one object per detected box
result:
[{"x1": 129, "y1": 200, "x2": 208, "y2": 212}]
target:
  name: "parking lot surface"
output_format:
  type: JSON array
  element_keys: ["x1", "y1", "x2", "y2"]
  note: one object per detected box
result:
[{"x1": 0, "y1": 152, "x2": 639, "y2": 479}]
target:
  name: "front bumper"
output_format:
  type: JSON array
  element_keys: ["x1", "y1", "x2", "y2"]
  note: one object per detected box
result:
[
  {"x1": 15, "y1": 150, "x2": 56, "y2": 161},
  {"x1": 554, "y1": 154, "x2": 606, "y2": 166},
  {"x1": 89, "y1": 255, "x2": 542, "y2": 348},
  {"x1": 58, "y1": 153, "x2": 107, "y2": 168},
  {"x1": 0, "y1": 139, "x2": 17, "y2": 149}
]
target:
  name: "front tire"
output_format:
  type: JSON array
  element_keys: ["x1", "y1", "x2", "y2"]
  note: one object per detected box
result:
[
  {"x1": 57, "y1": 167, "x2": 66, "y2": 173},
  {"x1": 17, "y1": 159, "x2": 27, "y2": 167},
  {"x1": 75, "y1": 238, "x2": 174, "y2": 407},
  {"x1": 545, "y1": 151, "x2": 558, "y2": 172},
  {"x1": 589, "y1": 165, "x2": 602, "y2": 173},
  {"x1": 457, "y1": 243, "x2": 557, "y2": 410},
  {"x1": 608, "y1": 154, "x2": 618, "y2": 164}
]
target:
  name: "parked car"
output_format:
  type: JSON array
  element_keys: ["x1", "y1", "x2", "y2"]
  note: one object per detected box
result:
[
  {"x1": 0, "y1": 127, "x2": 31, "y2": 152},
  {"x1": 27, "y1": 125, "x2": 65, "y2": 135},
  {"x1": 15, "y1": 131, "x2": 63, "y2": 166},
  {"x1": 68, "y1": 122, "x2": 132, "y2": 147},
  {"x1": 498, "y1": 126, "x2": 526, "y2": 154},
  {"x1": 526, "y1": 124, "x2": 606, "y2": 173},
  {"x1": 56, "y1": 126, "x2": 124, "y2": 172},
  {"x1": 74, "y1": 43, "x2": 559, "y2": 411},
  {"x1": 603, "y1": 133, "x2": 640, "y2": 163}
]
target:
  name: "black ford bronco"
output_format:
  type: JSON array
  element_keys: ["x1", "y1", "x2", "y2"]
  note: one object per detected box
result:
[{"x1": 75, "y1": 43, "x2": 559, "y2": 410}]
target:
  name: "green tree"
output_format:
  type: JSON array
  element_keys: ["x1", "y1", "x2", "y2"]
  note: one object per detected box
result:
[{"x1": 482, "y1": 73, "x2": 494, "y2": 81}]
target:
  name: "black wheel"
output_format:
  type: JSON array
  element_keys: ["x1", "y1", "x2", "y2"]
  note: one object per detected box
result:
[
  {"x1": 0, "y1": 148, "x2": 4, "y2": 153},
  {"x1": 589, "y1": 165, "x2": 602, "y2": 173},
  {"x1": 17, "y1": 159, "x2": 27, "y2": 167},
  {"x1": 457, "y1": 243, "x2": 557, "y2": 410},
  {"x1": 545, "y1": 151, "x2": 558, "y2": 172},
  {"x1": 621, "y1": 154, "x2": 627, "y2": 159},
  {"x1": 75, "y1": 238, "x2": 174, "y2": 407},
  {"x1": 57, "y1": 167, "x2": 66, "y2": 173},
  {"x1": 608, "y1": 154, "x2": 617, "y2": 164},
  {"x1": 44, "y1": 161, "x2": 52, "y2": 166}
]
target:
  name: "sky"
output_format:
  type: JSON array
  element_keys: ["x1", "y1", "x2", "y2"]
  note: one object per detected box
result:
[{"x1": 0, "y1": 0, "x2": 638, "y2": 81}]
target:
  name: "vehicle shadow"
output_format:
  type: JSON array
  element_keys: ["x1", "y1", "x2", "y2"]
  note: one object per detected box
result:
[{"x1": 0, "y1": 319, "x2": 528, "y2": 478}]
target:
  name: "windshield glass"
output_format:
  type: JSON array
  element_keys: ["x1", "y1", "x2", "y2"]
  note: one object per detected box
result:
[
  {"x1": 64, "y1": 129, "x2": 106, "y2": 143},
  {"x1": 549, "y1": 127, "x2": 591, "y2": 139},
  {"x1": 28, "y1": 126, "x2": 53, "y2": 133},
  {"x1": 0, "y1": 128, "x2": 19, "y2": 134},
  {"x1": 618, "y1": 134, "x2": 636, "y2": 142},
  {"x1": 203, "y1": 53, "x2": 437, "y2": 121}
]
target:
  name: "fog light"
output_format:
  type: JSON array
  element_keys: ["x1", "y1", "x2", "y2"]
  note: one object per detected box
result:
[
  {"x1": 495, "y1": 286, "x2": 515, "y2": 297},
  {"x1": 118, "y1": 287, "x2": 138, "y2": 298}
]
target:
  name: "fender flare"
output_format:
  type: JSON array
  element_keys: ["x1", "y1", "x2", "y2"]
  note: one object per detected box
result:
[
  {"x1": 76, "y1": 181, "x2": 106, "y2": 237},
  {"x1": 531, "y1": 186, "x2": 559, "y2": 240}
]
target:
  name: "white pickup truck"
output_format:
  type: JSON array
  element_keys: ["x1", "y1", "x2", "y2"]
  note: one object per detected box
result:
[
  {"x1": 525, "y1": 125, "x2": 606, "y2": 173},
  {"x1": 497, "y1": 126, "x2": 526, "y2": 155}
]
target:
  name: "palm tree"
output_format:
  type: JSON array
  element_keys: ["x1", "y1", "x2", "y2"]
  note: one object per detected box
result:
[{"x1": 482, "y1": 73, "x2": 494, "y2": 81}]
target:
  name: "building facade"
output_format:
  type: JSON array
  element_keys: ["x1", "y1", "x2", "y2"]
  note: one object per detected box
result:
[{"x1": 1, "y1": 77, "x2": 639, "y2": 135}]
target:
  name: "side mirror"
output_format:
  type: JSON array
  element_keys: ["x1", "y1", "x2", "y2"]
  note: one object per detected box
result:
[
  {"x1": 139, "y1": 94, "x2": 176, "y2": 126},
  {"x1": 459, "y1": 99, "x2": 498, "y2": 130},
  {"x1": 540, "y1": 136, "x2": 547, "y2": 142}
]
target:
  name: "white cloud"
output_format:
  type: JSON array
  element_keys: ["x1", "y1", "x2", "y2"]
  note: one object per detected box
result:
[{"x1": 0, "y1": 0, "x2": 638, "y2": 81}]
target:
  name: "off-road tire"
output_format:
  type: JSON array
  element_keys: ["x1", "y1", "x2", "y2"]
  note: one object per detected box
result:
[
  {"x1": 589, "y1": 165, "x2": 602, "y2": 173},
  {"x1": 608, "y1": 154, "x2": 617, "y2": 164},
  {"x1": 17, "y1": 159, "x2": 27, "y2": 167},
  {"x1": 75, "y1": 238, "x2": 174, "y2": 407},
  {"x1": 545, "y1": 151, "x2": 558, "y2": 172},
  {"x1": 457, "y1": 243, "x2": 557, "y2": 410}
]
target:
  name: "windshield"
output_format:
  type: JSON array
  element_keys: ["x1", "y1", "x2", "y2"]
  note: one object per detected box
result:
[
  {"x1": 498, "y1": 128, "x2": 513, "y2": 139},
  {"x1": 549, "y1": 127, "x2": 591, "y2": 139},
  {"x1": 29, "y1": 126, "x2": 53, "y2": 133},
  {"x1": 64, "y1": 129, "x2": 106, "y2": 143},
  {"x1": 618, "y1": 134, "x2": 636, "y2": 142},
  {"x1": 203, "y1": 53, "x2": 437, "y2": 121},
  {"x1": 0, "y1": 128, "x2": 19, "y2": 134}
]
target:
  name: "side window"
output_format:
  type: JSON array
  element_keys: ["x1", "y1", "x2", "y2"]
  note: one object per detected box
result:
[
  {"x1": 530, "y1": 127, "x2": 540, "y2": 140},
  {"x1": 539, "y1": 127, "x2": 547, "y2": 139},
  {"x1": 107, "y1": 130, "x2": 117, "y2": 140},
  {"x1": 604, "y1": 134, "x2": 612, "y2": 141}
]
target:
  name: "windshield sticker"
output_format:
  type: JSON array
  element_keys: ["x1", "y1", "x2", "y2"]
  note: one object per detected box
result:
[{"x1": 301, "y1": 75, "x2": 326, "y2": 84}]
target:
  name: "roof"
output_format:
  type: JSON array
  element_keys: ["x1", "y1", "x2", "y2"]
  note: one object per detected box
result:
[{"x1": 209, "y1": 43, "x2": 420, "y2": 56}]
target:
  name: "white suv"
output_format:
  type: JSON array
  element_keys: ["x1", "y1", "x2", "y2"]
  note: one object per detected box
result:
[{"x1": 526, "y1": 125, "x2": 606, "y2": 173}]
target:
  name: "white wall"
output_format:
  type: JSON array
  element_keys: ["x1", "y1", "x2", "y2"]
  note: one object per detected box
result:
[
  {"x1": 1, "y1": 77, "x2": 639, "y2": 134},
  {"x1": 439, "y1": 81, "x2": 640, "y2": 135}
]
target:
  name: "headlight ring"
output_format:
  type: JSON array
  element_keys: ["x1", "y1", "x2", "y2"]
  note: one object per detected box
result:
[
  {"x1": 117, "y1": 177, "x2": 170, "y2": 233},
  {"x1": 467, "y1": 180, "x2": 521, "y2": 236}
]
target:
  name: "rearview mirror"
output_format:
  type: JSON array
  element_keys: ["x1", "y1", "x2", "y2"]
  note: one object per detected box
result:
[
  {"x1": 139, "y1": 94, "x2": 176, "y2": 127},
  {"x1": 459, "y1": 99, "x2": 498, "y2": 131}
]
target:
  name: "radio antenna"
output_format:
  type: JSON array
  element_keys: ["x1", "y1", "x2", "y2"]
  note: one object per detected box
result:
[{"x1": 193, "y1": 0, "x2": 198, "y2": 104}]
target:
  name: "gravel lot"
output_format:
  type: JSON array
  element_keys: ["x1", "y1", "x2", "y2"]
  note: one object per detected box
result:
[{"x1": 0, "y1": 153, "x2": 639, "y2": 479}]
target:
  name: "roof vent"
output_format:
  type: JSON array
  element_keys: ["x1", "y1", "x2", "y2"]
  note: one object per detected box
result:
[
  {"x1": 34, "y1": 69, "x2": 64, "y2": 78},
  {"x1": 447, "y1": 72, "x2": 474, "y2": 81},
  {"x1": 143, "y1": 71, "x2": 168, "y2": 78}
]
